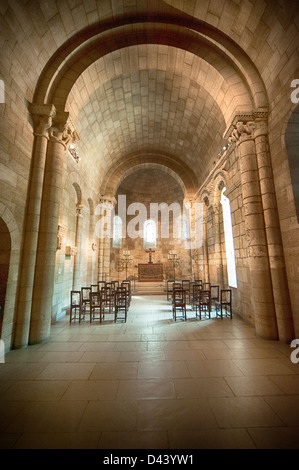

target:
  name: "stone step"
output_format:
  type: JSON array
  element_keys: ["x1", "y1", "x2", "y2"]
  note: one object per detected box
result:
[{"x1": 133, "y1": 281, "x2": 165, "y2": 295}]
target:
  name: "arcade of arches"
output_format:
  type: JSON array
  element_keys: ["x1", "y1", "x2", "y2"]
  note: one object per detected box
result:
[{"x1": 1, "y1": 0, "x2": 299, "y2": 349}]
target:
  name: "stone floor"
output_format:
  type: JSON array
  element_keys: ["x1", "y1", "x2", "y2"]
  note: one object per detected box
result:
[{"x1": 0, "y1": 294, "x2": 299, "y2": 449}]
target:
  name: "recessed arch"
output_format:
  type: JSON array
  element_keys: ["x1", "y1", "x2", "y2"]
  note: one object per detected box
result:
[{"x1": 100, "y1": 151, "x2": 198, "y2": 199}]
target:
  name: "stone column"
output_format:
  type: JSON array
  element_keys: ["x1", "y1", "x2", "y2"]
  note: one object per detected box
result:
[
  {"x1": 29, "y1": 112, "x2": 78, "y2": 344},
  {"x1": 72, "y1": 203, "x2": 84, "y2": 291},
  {"x1": 253, "y1": 117, "x2": 294, "y2": 342},
  {"x1": 87, "y1": 211, "x2": 97, "y2": 285},
  {"x1": 14, "y1": 104, "x2": 56, "y2": 348},
  {"x1": 227, "y1": 118, "x2": 278, "y2": 340},
  {"x1": 183, "y1": 197, "x2": 195, "y2": 280},
  {"x1": 98, "y1": 196, "x2": 116, "y2": 282},
  {"x1": 197, "y1": 196, "x2": 209, "y2": 282},
  {"x1": 212, "y1": 204, "x2": 224, "y2": 289}
]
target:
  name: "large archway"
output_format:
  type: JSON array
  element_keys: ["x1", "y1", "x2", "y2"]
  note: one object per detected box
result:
[{"x1": 0, "y1": 218, "x2": 11, "y2": 337}]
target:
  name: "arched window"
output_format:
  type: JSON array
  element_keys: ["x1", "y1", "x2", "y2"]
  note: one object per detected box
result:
[
  {"x1": 183, "y1": 215, "x2": 189, "y2": 241},
  {"x1": 143, "y1": 219, "x2": 156, "y2": 249},
  {"x1": 221, "y1": 188, "x2": 237, "y2": 288},
  {"x1": 112, "y1": 216, "x2": 122, "y2": 248}
]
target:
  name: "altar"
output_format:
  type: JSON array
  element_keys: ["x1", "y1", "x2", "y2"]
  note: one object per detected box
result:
[{"x1": 138, "y1": 263, "x2": 163, "y2": 281}]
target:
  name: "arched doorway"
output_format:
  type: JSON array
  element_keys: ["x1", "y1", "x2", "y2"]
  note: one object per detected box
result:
[{"x1": 0, "y1": 218, "x2": 11, "y2": 337}]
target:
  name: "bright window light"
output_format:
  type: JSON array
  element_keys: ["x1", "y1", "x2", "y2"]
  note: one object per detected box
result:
[{"x1": 221, "y1": 188, "x2": 237, "y2": 288}]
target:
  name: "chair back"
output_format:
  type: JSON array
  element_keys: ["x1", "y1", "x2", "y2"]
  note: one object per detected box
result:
[
  {"x1": 81, "y1": 287, "x2": 91, "y2": 302},
  {"x1": 70, "y1": 291, "x2": 81, "y2": 306},
  {"x1": 199, "y1": 290, "x2": 211, "y2": 304},
  {"x1": 221, "y1": 289, "x2": 231, "y2": 304},
  {"x1": 210, "y1": 285, "x2": 219, "y2": 301}
]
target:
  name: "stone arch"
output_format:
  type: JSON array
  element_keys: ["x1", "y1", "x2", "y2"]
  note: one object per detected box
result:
[
  {"x1": 0, "y1": 218, "x2": 11, "y2": 338},
  {"x1": 0, "y1": 204, "x2": 21, "y2": 350},
  {"x1": 72, "y1": 182, "x2": 83, "y2": 206},
  {"x1": 33, "y1": 16, "x2": 267, "y2": 117},
  {"x1": 87, "y1": 197, "x2": 95, "y2": 216},
  {"x1": 213, "y1": 172, "x2": 228, "y2": 205},
  {"x1": 100, "y1": 151, "x2": 198, "y2": 200}
]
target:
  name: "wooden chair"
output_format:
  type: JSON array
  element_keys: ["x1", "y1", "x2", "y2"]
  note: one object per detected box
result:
[
  {"x1": 115, "y1": 287, "x2": 127, "y2": 322},
  {"x1": 70, "y1": 291, "x2": 84, "y2": 323},
  {"x1": 172, "y1": 288, "x2": 187, "y2": 321},
  {"x1": 90, "y1": 291, "x2": 103, "y2": 323},
  {"x1": 215, "y1": 289, "x2": 232, "y2": 318},
  {"x1": 202, "y1": 282, "x2": 210, "y2": 291},
  {"x1": 91, "y1": 284, "x2": 98, "y2": 293},
  {"x1": 121, "y1": 281, "x2": 131, "y2": 307},
  {"x1": 81, "y1": 287, "x2": 91, "y2": 316},
  {"x1": 190, "y1": 283, "x2": 202, "y2": 310},
  {"x1": 182, "y1": 280, "x2": 191, "y2": 303},
  {"x1": 195, "y1": 290, "x2": 211, "y2": 320},
  {"x1": 166, "y1": 279, "x2": 175, "y2": 301},
  {"x1": 106, "y1": 282, "x2": 116, "y2": 312},
  {"x1": 98, "y1": 280, "x2": 106, "y2": 292},
  {"x1": 210, "y1": 285, "x2": 219, "y2": 311}
]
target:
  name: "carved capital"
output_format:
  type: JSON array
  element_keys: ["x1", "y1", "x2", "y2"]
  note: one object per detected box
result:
[
  {"x1": 49, "y1": 112, "x2": 80, "y2": 150},
  {"x1": 252, "y1": 119, "x2": 269, "y2": 139},
  {"x1": 227, "y1": 120, "x2": 256, "y2": 144},
  {"x1": 99, "y1": 195, "x2": 117, "y2": 208},
  {"x1": 224, "y1": 109, "x2": 269, "y2": 144},
  {"x1": 29, "y1": 103, "x2": 56, "y2": 138}
]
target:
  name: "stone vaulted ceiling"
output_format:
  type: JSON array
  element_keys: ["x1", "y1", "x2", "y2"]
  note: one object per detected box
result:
[{"x1": 28, "y1": 0, "x2": 292, "y2": 199}]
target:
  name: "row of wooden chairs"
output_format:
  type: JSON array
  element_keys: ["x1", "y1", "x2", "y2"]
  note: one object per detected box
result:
[
  {"x1": 168, "y1": 279, "x2": 232, "y2": 321},
  {"x1": 70, "y1": 280, "x2": 132, "y2": 324}
]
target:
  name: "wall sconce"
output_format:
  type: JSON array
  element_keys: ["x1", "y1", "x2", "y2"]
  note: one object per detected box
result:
[{"x1": 91, "y1": 243, "x2": 97, "y2": 251}]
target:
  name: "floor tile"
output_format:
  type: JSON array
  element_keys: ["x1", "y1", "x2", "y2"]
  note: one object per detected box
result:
[
  {"x1": 78, "y1": 400, "x2": 138, "y2": 432},
  {"x1": 224, "y1": 376, "x2": 283, "y2": 396},
  {"x1": 6, "y1": 401, "x2": 88, "y2": 433},
  {"x1": 36, "y1": 362, "x2": 95, "y2": 381},
  {"x1": 116, "y1": 378, "x2": 175, "y2": 400},
  {"x1": 173, "y1": 377, "x2": 234, "y2": 398},
  {"x1": 137, "y1": 398, "x2": 217, "y2": 431},
  {"x1": 209, "y1": 396, "x2": 283, "y2": 427},
  {"x1": 138, "y1": 360, "x2": 190, "y2": 379}
]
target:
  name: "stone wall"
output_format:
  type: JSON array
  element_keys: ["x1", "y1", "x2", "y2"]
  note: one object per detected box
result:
[{"x1": 109, "y1": 169, "x2": 191, "y2": 282}]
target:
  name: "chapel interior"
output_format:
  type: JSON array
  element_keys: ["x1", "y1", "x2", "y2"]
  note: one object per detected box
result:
[{"x1": 0, "y1": 0, "x2": 299, "y2": 450}]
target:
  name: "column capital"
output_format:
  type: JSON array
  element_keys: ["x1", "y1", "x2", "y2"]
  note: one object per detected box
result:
[
  {"x1": 224, "y1": 109, "x2": 268, "y2": 144},
  {"x1": 29, "y1": 103, "x2": 56, "y2": 138},
  {"x1": 99, "y1": 195, "x2": 117, "y2": 208},
  {"x1": 49, "y1": 111, "x2": 80, "y2": 150}
]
